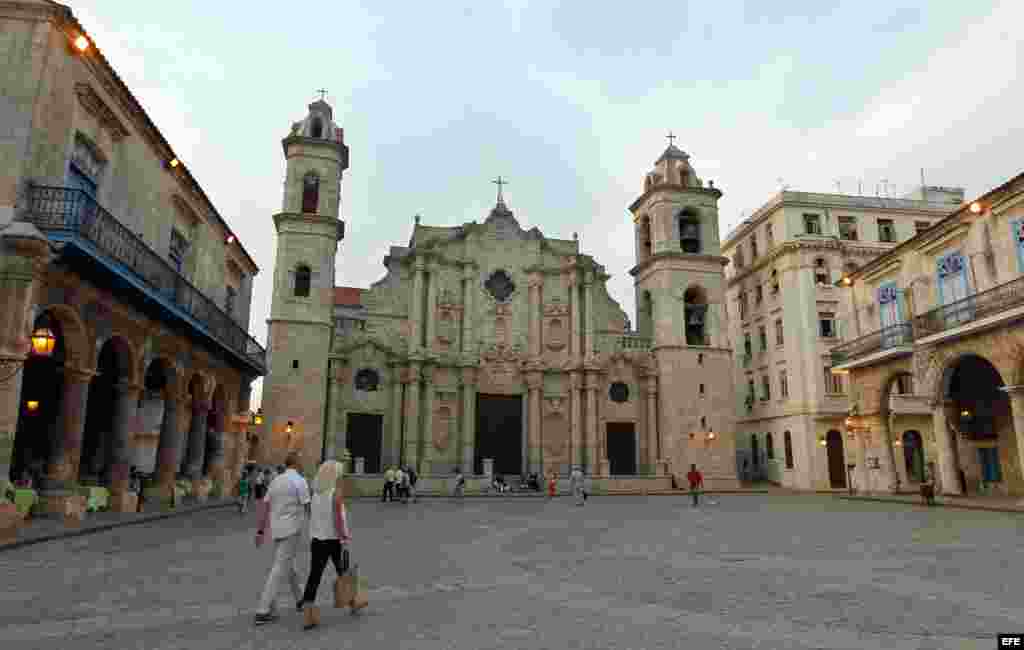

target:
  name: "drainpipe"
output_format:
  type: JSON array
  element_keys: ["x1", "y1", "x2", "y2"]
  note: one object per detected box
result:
[{"x1": 320, "y1": 358, "x2": 332, "y2": 465}]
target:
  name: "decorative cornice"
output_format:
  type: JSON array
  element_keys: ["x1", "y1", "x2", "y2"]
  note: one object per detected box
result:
[
  {"x1": 74, "y1": 83, "x2": 129, "y2": 140},
  {"x1": 629, "y1": 183, "x2": 722, "y2": 213},
  {"x1": 727, "y1": 239, "x2": 887, "y2": 288},
  {"x1": 629, "y1": 252, "x2": 729, "y2": 277}
]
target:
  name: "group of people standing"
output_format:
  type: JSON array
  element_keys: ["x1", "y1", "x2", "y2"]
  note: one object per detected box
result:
[
  {"x1": 251, "y1": 453, "x2": 357, "y2": 629},
  {"x1": 380, "y1": 465, "x2": 418, "y2": 503}
]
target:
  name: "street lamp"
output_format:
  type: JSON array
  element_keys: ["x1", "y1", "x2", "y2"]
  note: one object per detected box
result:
[
  {"x1": 251, "y1": 408, "x2": 263, "y2": 426},
  {"x1": 1, "y1": 319, "x2": 58, "y2": 383}
]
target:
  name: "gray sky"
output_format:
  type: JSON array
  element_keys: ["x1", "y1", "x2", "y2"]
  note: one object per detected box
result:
[{"x1": 70, "y1": 1, "x2": 1024, "y2": 407}]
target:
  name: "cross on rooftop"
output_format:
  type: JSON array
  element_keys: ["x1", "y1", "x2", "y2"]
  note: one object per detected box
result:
[
  {"x1": 666, "y1": 132, "x2": 676, "y2": 147},
  {"x1": 317, "y1": 89, "x2": 328, "y2": 102},
  {"x1": 492, "y1": 176, "x2": 509, "y2": 203}
]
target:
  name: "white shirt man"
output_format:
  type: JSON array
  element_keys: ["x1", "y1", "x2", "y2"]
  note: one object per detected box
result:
[{"x1": 254, "y1": 454, "x2": 310, "y2": 624}]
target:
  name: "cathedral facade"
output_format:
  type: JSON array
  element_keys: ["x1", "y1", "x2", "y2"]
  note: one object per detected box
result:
[{"x1": 259, "y1": 100, "x2": 738, "y2": 488}]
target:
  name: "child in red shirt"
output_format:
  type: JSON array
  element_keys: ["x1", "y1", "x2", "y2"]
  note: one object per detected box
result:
[{"x1": 687, "y1": 464, "x2": 703, "y2": 506}]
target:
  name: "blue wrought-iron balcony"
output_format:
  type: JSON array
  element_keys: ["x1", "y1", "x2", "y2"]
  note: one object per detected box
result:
[{"x1": 22, "y1": 185, "x2": 266, "y2": 375}]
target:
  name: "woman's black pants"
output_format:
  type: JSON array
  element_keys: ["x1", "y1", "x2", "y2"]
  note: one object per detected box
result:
[{"x1": 302, "y1": 538, "x2": 347, "y2": 604}]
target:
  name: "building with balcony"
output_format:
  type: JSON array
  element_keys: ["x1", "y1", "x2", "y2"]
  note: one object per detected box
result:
[
  {"x1": 0, "y1": 2, "x2": 265, "y2": 514},
  {"x1": 722, "y1": 186, "x2": 963, "y2": 490},
  {"x1": 831, "y1": 171, "x2": 1024, "y2": 499},
  {"x1": 259, "y1": 138, "x2": 739, "y2": 489}
]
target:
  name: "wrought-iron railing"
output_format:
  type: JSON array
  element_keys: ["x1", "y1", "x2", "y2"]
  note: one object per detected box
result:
[
  {"x1": 617, "y1": 334, "x2": 652, "y2": 351},
  {"x1": 23, "y1": 186, "x2": 266, "y2": 373},
  {"x1": 829, "y1": 323, "x2": 913, "y2": 366},
  {"x1": 912, "y1": 274, "x2": 1024, "y2": 338}
]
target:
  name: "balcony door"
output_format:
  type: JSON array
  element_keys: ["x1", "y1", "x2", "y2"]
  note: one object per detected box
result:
[
  {"x1": 937, "y1": 252, "x2": 973, "y2": 327},
  {"x1": 878, "y1": 282, "x2": 903, "y2": 347}
]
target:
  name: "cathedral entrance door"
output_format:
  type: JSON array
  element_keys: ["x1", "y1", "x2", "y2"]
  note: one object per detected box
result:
[
  {"x1": 475, "y1": 394, "x2": 523, "y2": 477},
  {"x1": 346, "y1": 413, "x2": 383, "y2": 474},
  {"x1": 606, "y1": 423, "x2": 637, "y2": 475}
]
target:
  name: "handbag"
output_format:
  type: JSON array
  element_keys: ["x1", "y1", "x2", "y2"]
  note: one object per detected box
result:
[
  {"x1": 350, "y1": 563, "x2": 368, "y2": 611},
  {"x1": 334, "y1": 548, "x2": 354, "y2": 608}
]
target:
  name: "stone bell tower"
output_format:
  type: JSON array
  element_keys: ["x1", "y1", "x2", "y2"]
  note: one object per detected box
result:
[
  {"x1": 261, "y1": 98, "x2": 349, "y2": 469},
  {"x1": 628, "y1": 138, "x2": 739, "y2": 487}
]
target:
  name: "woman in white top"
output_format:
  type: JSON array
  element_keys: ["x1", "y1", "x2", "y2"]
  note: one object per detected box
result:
[{"x1": 300, "y1": 460, "x2": 352, "y2": 627}]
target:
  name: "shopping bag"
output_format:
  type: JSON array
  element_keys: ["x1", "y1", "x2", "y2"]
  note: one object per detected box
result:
[
  {"x1": 350, "y1": 564, "x2": 368, "y2": 611},
  {"x1": 335, "y1": 574, "x2": 355, "y2": 608}
]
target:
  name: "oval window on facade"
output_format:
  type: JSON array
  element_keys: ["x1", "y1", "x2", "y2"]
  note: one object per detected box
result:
[
  {"x1": 354, "y1": 368, "x2": 380, "y2": 392},
  {"x1": 609, "y1": 382, "x2": 630, "y2": 403}
]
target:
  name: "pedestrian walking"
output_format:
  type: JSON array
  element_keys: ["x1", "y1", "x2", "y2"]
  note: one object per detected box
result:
[
  {"x1": 570, "y1": 467, "x2": 585, "y2": 506},
  {"x1": 382, "y1": 466, "x2": 395, "y2": 502},
  {"x1": 407, "y1": 466, "x2": 418, "y2": 503},
  {"x1": 687, "y1": 464, "x2": 704, "y2": 506},
  {"x1": 395, "y1": 467, "x2": 407, "y2": 502},
  {"x1": 454, "y1": 468, "x2": 465, "y2": 498},
  {"x1": 238, "y1": 471, "x2": 251, "y2": 514},
  {"x1": 253, "y1": 452, "x2": 311, "y2": 626},
  {"x1": 253, "y1": 469, "x2": 267, "y2": 501},
  {"x1": 300, "y1": 460, "x2": 353, "y2": 630},
  {"x1": 547, "y1": 471, "x2": 557, "y2": 499}
]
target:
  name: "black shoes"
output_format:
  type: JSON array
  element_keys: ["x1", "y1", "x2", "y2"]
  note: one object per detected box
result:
[{"x1": 253, "y1": 612, "x2": 278, "y2": 626}]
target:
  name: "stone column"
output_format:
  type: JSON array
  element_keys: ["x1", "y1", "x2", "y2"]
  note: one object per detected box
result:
[
  {"x1": 528, "y1": 274, "x2": 542, "y2": 358},
  {"x1": 153, "y1": 394, "x2": 181, "y2": 504},
  {"x1": 461, "y1": 367, "x2": 476, "y2": 474},
  {"x1": 852, "y1": 430, "x2": 869, "y2": 494},
  {"x1": 584, "y1": 271, "x2": 595, "y2": 359},
  {"x1": 425, "y1": 263, "x2": 438, "y2": 352},
  {"x1": 646, "y1": 375, "x2": 660, "y2": 474},
  {"x1": 0, "y1": 223, "x2": 51, "y2": 492},
  {"x1": 386, "y1": 376, "x2": 403, "y2": 470},
  {"x1": 569, "y1": 274, "x2": 580, "y2": 360},
  {"x1": 403, "y1": 365, "x2": 421, "y2": 470},
  {"x1": 526, "y1": 372, "x2": 542, "y2": 474},
  {"x1": 108, "y1": 382, "x2": 141, "y2": 511},
  {"x1": 206, "y1": 404, "x2": 227, "y2": 497},
  {"x1": 1007, "y1": 388, "x2": 1024, "y2": 500},
  {"x1": 462, "y1": 265, "x2": 476, "y2": 356},
  {"x1": 411, "y1": 259, "x2": 426, "y2": 351},
  {"x1": 38, "y1": 367, "x2": 92, "y2": 514},
  {"x1": 570, "y1": 372, "x2": 582, "y2": 468},
  {"x1": 420, "y1": 367, "x2": 435, "y2": 475},
  {"x1": 584, "y1": 372, "x2": 598, "y2": 472},
  {"x1": 185, "y1": 398, "x2": 211, "y2": 480},
  {"x1": 932, "y1": 399, "x2": 961, "y2": 495}
]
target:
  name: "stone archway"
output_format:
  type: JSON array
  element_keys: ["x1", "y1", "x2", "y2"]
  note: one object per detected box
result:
[
  {"x1": 826, "y1": 429, "x2": 846, "y2": 488},
  {"x1": 80, "y1": 336, "x2": 136, "y2": 487},
  {"x1": 902, "y1": 430, "x2": 925, "y2": 483}
]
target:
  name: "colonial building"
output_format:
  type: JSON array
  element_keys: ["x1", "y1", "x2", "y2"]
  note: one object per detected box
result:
[
  {"x1": 831, "y1": 171, "x2": 1024, "y2": 499},
  {"x1": 260, "y1": 118, "x2": 739, "y2": 488},
  {"x1": 0, "y1": 2, "x2": 266, "y2": 514},
  {"x1": 722, "y1": 187, "x2": 962, "y2": 490}
]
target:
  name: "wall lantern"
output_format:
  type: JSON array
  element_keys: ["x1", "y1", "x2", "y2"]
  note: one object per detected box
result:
[
  {"x1": 818, "y1": 436, "x2": 828, "y2": 447},
  {"x1": 252, "y1": 408, "x2": 263, "y2": 426},
  {"x1": 73, "y1": 34, "x2": 91, "y2": 52},
  {"x1": 30, "y1": 326, "x2": 57, "y2": 357},
  {"x1": 893, "y1": 438, "x2": 902, "y2": 447},
  {"x1": 969, "y1": 201, "x2": 982, "y2": 214},
  {"x1": 960, "y1": 409, "x2": 971, "y2": 418},
  {"x1": 25, "y1": 400, "x2": 39, "y2": 413},
  {"x1": 225, "y1": 234, "x2": 236, "y2": 245},
  {"x1": 706, "y1": 431, "x2": 716, "y2": 441},
  {"x1": 286, "y1": 420, "x2": 294, "y2": 434},
  {"x1": 841, "y1": 276, "x2": 852, "y2": 286},
  {"x1": 168, "y1": 158, "x2": 180, "y2": 169}
]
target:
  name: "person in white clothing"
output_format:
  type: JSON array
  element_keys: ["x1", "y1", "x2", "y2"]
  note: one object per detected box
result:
[
  {"x1": 253, "y1": 452, "x2": 311, "y2": 625},
  {"x1": 300, "y1": 460, "x2": 352, "y2": 629}
]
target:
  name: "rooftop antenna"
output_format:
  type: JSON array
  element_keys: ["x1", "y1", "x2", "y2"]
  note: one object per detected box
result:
[
  {"x1": 835, "y1": 180, "x2": 841, "y2": 193},
  {"x1": 881, "y1": 179, "x2": 889, "y2": 198},
  {"x1": 858, "y1": 180, "x2": 863, "y2": 195}
]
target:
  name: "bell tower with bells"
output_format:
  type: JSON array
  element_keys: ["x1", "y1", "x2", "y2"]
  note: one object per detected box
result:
[
  {"x1": 628, "y1": 134, "x2": 738, "y2": 487},
  {"x1": 261, "y1": 93, "x2": 349, "y2": 468}
]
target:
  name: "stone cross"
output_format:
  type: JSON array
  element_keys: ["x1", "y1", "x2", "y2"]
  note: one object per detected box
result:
[
  {"x1": 666, "y1": 132, "x2": 676, "y2": 146},
  {"x1": 492, "y1": 176, "x2": 508, "y2": 203},
  {"x1": 317, "y1": 89, "x2": 328, "y2": 102}
]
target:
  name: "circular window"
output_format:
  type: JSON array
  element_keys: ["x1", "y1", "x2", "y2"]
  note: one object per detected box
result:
[
  {"x1": 609, "y1": 382, "x2": 629, "y2": 403},
  {"x1": 485, "y1": 269, "x2": 516, "y2": 302},
  {"x1": 354, "y1": 368, "x2": 380, "y2": 392}
]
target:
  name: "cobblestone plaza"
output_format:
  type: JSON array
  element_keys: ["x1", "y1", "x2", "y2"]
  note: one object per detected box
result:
[{"x1": 1, "y1": 495, "x2": 1021, "y2": 649}]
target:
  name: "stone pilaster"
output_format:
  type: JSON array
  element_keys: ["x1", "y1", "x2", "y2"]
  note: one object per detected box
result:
[
  {"x1": 460, "y1": 367, "x2": 476, "y2": 474},
  {"x1": 420, "y1": 366, "x2": 435, "y2": 474},
  {"x1": 37, "y1": 367, "x2": 92, "y2": 515},
  {"x1": 425, "y1": 263, "x2": 438, "y2": 352},
  {"x1": 386, "y1": 375, "x2": 403, "y2": 470},
  {"x1": 0, "y1": 223, "x2": 51, "y2": 493},
  {"x1": 403, "y1": 364, "x2": 421, "y2": 469},
  {"x1": 568, "y1": 273, "x2": 580, "y2": 360},
  {"x1": 584, "y1": 372, "x2": 598, "y2": 472},
  {"x1": 646, "y1": 374, "x2": 661, "y2": 473},
  {"x1": 932, "y1": 399, "x2": 961, "y2": 495},
  {"x1": 583, "y1": 271, "x2": 595, "y2": 359},
  {"x1": 570, "y1": 372, "x2": 582, "y2": 468},
  {"x1": 411, "y1": 259, "x2": 426, "y2": 351},
  {"x1": 461, "y1": 265, "x2": 476, "y2": 357},
  {"x1": 108, "y1": 382, "x2": 141, "y2": 511},
  {"x1": 528, "y1": 274, "x2": 542, "y2": 358},
  {"x1": 206, "y1": 404, "x2": 228, "y2": 497},
  {"x1": 526, "y1": 372, "x2": 542, "y2": 474}
]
